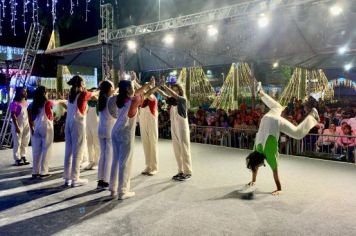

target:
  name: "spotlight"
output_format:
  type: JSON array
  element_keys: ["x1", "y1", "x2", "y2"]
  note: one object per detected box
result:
[
  {"x1": 273, "y1": 61, "x2": 279, "y2": 68},
  {"x1": 338, "y1": 45, "x2": 347, "y2": 55},
  {"x1": 163, "y1": 34, "x2": 175, "y2": 45},
  {"x1": 127, "y1": 40, "x2": 137, "y2": 50},
  {"x1": 258, "y1": 13, "x2": 269, "y2": 28},
  {"x1": 329, "y1": 4, "x2": 343, "y2": 16},
  {"x1": 344, "y1": 63, "x2": 352, "y2": 71},
  {"x1": 207, "y1": 25, "x2": 218, "y2": 37},
  {"x1": 124, "y1": 73, "x2": 131, "y2": 80}
]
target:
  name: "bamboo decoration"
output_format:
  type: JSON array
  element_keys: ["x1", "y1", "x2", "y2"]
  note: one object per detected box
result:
[{"x1": 279, "y1": 68, "x2": 334, "y2": 106}]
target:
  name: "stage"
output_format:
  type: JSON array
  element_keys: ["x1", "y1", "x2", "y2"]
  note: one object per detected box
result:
[{"x1": 0, "y1": 139, "x2": 356, "y2": 235}]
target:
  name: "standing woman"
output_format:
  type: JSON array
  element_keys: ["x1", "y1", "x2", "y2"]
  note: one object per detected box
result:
[
  {"x1": 159, "y1": 84, "x2": 193, "y2": 181},
  {"x1": 85, "y1": 95, "x2": 100, "y2": 170},
  {"x1": 109, "y1": 79, "x2": 154, "y2": 199},
  {"x1": 63, "y1": 75, "x2": 99, "y2": 187},
  {"x1": 97, "y1": 80, "x2": 116, "y2": 189},
  {"x1": 28, "y1": 86, "x2": 54, "y2": 178},
  {"x1": 10, "y1": 87, "x2": 31, "y2": 166},
  {"x1": 139, "y1": 78, "x2": 159, "y2": 176}
]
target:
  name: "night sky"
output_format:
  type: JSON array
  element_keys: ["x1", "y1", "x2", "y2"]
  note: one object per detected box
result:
[{"x1": 0, "y1": 0, "x2": 240, "y2": 49}]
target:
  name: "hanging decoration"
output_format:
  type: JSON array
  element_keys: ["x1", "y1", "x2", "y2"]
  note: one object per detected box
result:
[{"x1": 0, "y1": 0, "x2": 94, "y2": 36}]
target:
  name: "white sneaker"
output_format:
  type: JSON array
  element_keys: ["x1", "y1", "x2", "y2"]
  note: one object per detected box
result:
[
  {"x1": 71, "y1": 178, "x2": 89, "y2": 187},
  {"x1": 118, "y1": 191, "x2": 135, "y2": 200},
  {"x1": 64, "y1": 180, "x2": 72, "y2": 187},
  {"x1": 310, "y1": 108, "x2": 320, "y2": 122}
]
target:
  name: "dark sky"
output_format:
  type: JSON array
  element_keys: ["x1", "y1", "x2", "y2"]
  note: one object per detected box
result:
[{"x1": 0, "y1": 0, "x2": 243, "y2": 48}]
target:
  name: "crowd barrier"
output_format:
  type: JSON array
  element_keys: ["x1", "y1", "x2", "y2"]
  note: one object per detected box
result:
[{"x1": 157, "y1": 124, "x2": 356, "y2": 163}]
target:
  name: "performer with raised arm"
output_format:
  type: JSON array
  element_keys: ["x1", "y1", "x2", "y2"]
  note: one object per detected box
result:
[
  {"x1": 109, "y1": 76, "x2": 159, "y2": 200},
  {"x1": 137, "y1": 76, "x2": 159, "y2": 176},
  {"x1": 63, "y1": 75, "x2": 99, "y2": 187},
  {"x1": 245, "y1": 82, "x2": 320, "y2": 195},
  {"x1": 158, "y1": 84, "x2": 192, "y2": 181}
]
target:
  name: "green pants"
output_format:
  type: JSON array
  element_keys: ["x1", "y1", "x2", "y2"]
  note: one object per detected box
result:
[{"x1": 254, "y1": 135, "x2": 278, "y2": 170}]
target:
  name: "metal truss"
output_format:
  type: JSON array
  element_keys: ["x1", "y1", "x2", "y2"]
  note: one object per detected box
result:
[
  {"x1": 0, "y1": 23, "x2": 43, "y2": 148},
  {"x1": 99, "y1": 3, "x2": 115, "y2": 81},
  {"x1": 108, "y1": 0, "x2": 331, "y2": 41}
]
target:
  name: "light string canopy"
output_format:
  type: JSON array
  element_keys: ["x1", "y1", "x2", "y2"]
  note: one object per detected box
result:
[{"x1": 0, "y1": 0, "x2": 95, "y2": 36}]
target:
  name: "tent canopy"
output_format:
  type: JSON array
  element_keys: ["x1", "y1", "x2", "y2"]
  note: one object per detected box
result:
[{"x1": 44, "y1": 0, "x2": 356, "y2": 74}]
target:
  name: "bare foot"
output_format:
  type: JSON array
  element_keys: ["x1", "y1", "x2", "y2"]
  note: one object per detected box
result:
[
  {"x1": 271, "y1": 190, "x2": 282, "y2": 196},
  {"x1": 246, "y1": 182, "x2": 255, "y2": 187}
]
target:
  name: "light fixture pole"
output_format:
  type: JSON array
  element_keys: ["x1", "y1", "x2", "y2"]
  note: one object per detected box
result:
[{"x1": 158, "y1": 0, "x2": 161, "y2": 21}]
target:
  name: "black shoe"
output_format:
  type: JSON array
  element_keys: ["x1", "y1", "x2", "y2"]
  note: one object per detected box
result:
[
  {"x1": 15, "y1": 160, "x2": 23, "y2": 166},
  {"x1": 177, "y1": 174, "x2": 192, "y2": 181},
  {"x1": 40, "y1": 174, "x2": 52, "y2": 179},
  {"x1": 172, "y1": 172, "x2": 184, "y2": 180},
  {"x1": 102, "y1": 181, "x2": 109, "y2": 188},
  {"x1": 21, "y1": 157, "x2": 30, "y2": 165},
  {"x1": 31, "y1": 174, "x2": 40, "y2": 179},
  {"x1": 97, "y1": 180, "x2": 109, "y2": 189}
]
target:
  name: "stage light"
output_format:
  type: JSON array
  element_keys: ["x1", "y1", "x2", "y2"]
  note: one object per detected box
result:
[
  {"x1": 207, "y1": 25, "x2": 218, "y2": 37},
  {"x1": 344, "y1": 63, "x2": 352, "y2": 71},
  {"x1": 273, "y1": 61, "x2": 279, "y2": 68},
  {"x1": 163, "y1": 34, "x2": 175, "y2": 44},
  {"x1": 258, "y1": 14, "x2": 269, "y2": 28},
  {"x1": 329, "y1": 4, "x2": 343, "y2": 16},
  {"x1": 127, "y1": 40, "x2": 137, "y2": 50},
  {"x1": 338, "y1": 45, "x2": 348, "y2": 55},
  {"x1": 124, "y1": 73, "x2": 131, "y2": 80}
]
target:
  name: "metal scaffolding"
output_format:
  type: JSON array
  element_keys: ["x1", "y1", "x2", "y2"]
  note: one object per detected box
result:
[
  {"x1": 99, "y1": 3, "x2": 115, "y2": 81},
  {"x1": 108, "y1": 0, "x2": 330, "y2": 41},
  {"x1": 0, "y1": 23, "x2": 43, "y2": 148}
]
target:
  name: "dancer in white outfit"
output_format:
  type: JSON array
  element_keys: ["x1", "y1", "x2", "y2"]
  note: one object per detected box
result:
[
  {"x1": 28, "y1": 86, "x2": 55, "y2": 179},
  {"x1": 245, "y1": 82, "x2": 320, "y2": 195},
  {"x1": 63, "y1": 76, "x2": 99, "y2": 187},
  {"x1": 97, "y1": 80, "x2": 117, "y2": 189},
  {"x1": 85, "y1": 97, "x2": 100, "y2": 170},
  {"x1": 136, "y1": 77, "x2": 159, "y2": 176},
  {"x1": 159, "y1": 84, "x2": 192, "y2": 181},
  {"x1": 10, "y1": 87, "x2": 31, "y2": 166},
  {"x1": 109, "y1": 79, "x2": 157, "y2": 200}
]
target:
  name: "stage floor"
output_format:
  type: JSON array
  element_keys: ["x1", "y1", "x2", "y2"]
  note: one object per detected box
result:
[{"x1": 0, "y1": 139, "x2": 356, "y2": 236}]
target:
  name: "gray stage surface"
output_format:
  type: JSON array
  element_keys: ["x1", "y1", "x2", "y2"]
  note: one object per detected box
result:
[{"x1": 0, "y1": 139, "x2": 356, "y2": 236}]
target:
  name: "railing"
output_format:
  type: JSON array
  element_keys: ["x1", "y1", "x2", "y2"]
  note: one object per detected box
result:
[{"x1": 156, "y1": 124, "x2": 356, "y2": 164}]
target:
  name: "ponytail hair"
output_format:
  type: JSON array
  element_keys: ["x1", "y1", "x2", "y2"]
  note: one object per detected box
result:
[
  {"x1": 32, "y1": 86, "x2": 47, "y2": 119},
  {"x1": 98, "y1": 80, "x2": 114, "y2": 112},
  {"x1": 116, "y1": 80, "x2": 132, "y2": 109},
  {"x1": 67, "y1": 75, "x2": 84, "y2": 103}
]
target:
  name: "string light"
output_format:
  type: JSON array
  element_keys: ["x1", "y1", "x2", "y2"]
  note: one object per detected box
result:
[
  {"x1": 51, "y1": 0, "x2": 57, "y2": 27},
  {"x1": 0, "y1": 0, "x2": 94, "y2": 35}
]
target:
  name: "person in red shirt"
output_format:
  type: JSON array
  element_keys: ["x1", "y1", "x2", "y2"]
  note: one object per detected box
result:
[
  {"x1": 63, "y1": 75, "x2": 99, "y2": 187},
  {"x1": 28, "y1": 86, "x2": 58, "y2": 179}
]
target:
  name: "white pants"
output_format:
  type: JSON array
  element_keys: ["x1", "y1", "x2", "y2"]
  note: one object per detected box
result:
[
  {"x1": 171, "y1": 120, "x2": 192, "y2": 175},
  {"x1": 280, "y1": 115, "x2": 318, "y2": 140},
  {"x1": 98, "y1": 137, "x2": 113, "y2": 182},
  {"x1": 110, "y1": 130, "x2": 134, "y2": 194},
  {"x1": 32, "y1": 124, "x2": 53, "y2": 175},
  {"x1": 11, "y1": 125, "x2": 30, "y2": 161},
  {"x1": 64, "y1": 121, "x2": 86, "y2": 181},
  {"x1": 86, "y1": 126, "x2": 99, "y2": 165},
  {"x1": 140, "y1": 120, "x2": 158, "y2": 172}
]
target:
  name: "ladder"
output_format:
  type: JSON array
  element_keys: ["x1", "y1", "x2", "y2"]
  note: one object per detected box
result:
[{"x1": 0, "y1": 23, "x2": 43, "y2": 148}]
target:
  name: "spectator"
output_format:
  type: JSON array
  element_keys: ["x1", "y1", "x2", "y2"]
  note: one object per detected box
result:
[
  {"x1": 316, "y1": 123, "x2": 338, "y2": 153},
  {"x1": 336, "y1": 124, "x2": 356, "y2": 163}
]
